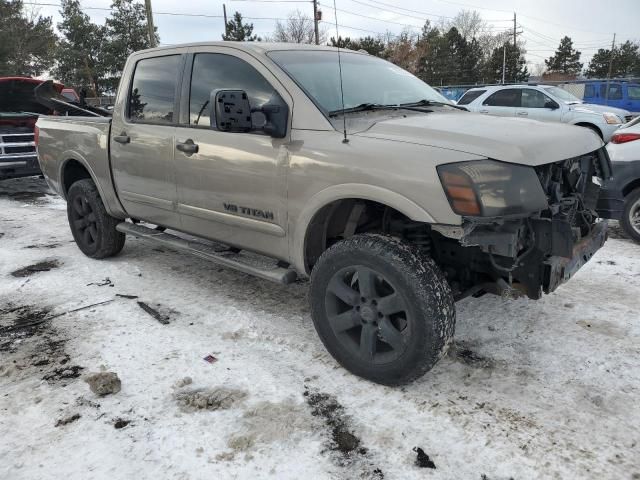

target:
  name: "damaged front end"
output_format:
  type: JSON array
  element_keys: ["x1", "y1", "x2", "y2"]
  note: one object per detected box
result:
[{"x1": 433, "y1": 148, "x2": 611, "y2": 300}]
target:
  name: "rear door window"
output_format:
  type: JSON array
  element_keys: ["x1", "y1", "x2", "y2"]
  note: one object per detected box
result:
[
  {"x1": 457, "y1": 90, "x2": 486, "y2": 105},
  {"x1": 128, "y1": 55, "x2": 181, "y2": 124},
  {"x1": 483, "y1": 89, "x2": 521, "y2": 107},
  {"x1": 584, "y1": 84, "x2": 595, "y2": 97}
]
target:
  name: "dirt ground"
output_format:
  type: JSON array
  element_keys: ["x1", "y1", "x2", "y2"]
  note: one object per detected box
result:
[{"x1": 1, "y1": 176, "x2": 639, "y2": 480}]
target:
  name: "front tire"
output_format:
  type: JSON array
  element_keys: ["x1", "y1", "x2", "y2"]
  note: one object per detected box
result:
[
  {"x1": 67, "y1": 179, "x2": 125, "y2": 258},
  {"x1": 621, "y1": 188, "x2": 640, "y2": 243},
  {"x1": 310, "y1": 234, "x2": 455, "y2": 386}
]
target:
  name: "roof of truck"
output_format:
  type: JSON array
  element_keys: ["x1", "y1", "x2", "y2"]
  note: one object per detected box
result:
[{"x1": 136, "y1": 41, "x2": 365, "y2": 55}]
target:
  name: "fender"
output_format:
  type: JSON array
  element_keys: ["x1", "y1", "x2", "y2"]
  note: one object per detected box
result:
[
  {"x1": 291, "y1": 183, "x2": 438, "y2": 275},
  {"x1": 58, "y1": 151, "x2": 128, "y2": 219}
]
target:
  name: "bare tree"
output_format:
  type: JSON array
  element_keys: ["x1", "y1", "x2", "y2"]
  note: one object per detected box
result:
[
  {"x1": 448, "y1": 10, "x2": 486, "y2": 40},
  {"x1": 531, "y1": 63, "x2": 546, "y2": 77},
  {"x1": 271, "y1": 10, "x2": 325, "y2": 44}
]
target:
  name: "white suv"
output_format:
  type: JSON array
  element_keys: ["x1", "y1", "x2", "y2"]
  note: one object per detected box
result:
[{"x1": 458, "y1": 84, "x2": 631, "y2": 142}]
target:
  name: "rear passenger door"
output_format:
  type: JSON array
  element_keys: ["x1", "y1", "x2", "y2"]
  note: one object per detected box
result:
[
  {"x1": 110, "y1": 52, "x2": 185, "y2": 229},
  {"x1": 479, "y1": 89, "x2": 521, "y2": 117}
]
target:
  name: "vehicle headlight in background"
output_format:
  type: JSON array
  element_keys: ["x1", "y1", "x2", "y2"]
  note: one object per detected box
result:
[
  {"x1": 603, "y1": 112, "x2": 623, "y2": 124},
  {"x1": 437, "y1": 160, "x2": 549, "y2": 217}
]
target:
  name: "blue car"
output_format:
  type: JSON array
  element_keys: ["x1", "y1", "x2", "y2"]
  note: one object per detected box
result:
[{"x1": 582, "y1": 81, "x2": 640, "y2": 115}]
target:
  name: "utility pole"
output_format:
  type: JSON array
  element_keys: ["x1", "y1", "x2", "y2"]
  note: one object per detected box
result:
[
  {"x1": 223, "y1": 4, "x2": 229, "y2": 38},
  {"x1": 144, "y1": 0, "x2": 157, "y2": 48},
  {"x1": 513, "y1": 12, "x2": 517, "y2": 49},
  {"x1": 313, "y1": 0, "x2": 320, "y2": 45},
  {"x1": 605, "y1": 33, "x2": 616, "y2": 105},
  {"x1": 502, "y1": 44, "x2": 506, "y2": 84}
]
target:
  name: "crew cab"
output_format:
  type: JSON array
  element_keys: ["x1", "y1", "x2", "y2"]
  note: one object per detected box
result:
[
  {"x1": 36, "y1": 43, "x2": 611, "y2": 385},
  {"x1": 459, "y1": 84, "x2": 631, "y2": 142}
]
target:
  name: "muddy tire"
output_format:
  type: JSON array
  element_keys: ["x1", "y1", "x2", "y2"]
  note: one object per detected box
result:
[
  {"x1": 310, "y1": 234, "x2": 455, "y2": 386},
  {"x1": 621, "y1": 188, "x2": 640, "y2": 243},
  {"x1": 67, "y1": 178, "x2": 125, "y2": 258}
]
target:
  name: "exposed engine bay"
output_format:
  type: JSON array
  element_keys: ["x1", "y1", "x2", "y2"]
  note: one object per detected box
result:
[{"x1": 428, "y1": 147, "x2": 611, "y2": 300}]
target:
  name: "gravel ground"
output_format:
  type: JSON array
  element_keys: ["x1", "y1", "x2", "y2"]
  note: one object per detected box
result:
[{"x1": 1, "y1": 176, "x2": 639, "y2": 480}]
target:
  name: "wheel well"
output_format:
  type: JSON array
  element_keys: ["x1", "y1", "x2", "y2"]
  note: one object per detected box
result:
[
  {"x1": 304, "y1": 199, "x2": 425, "y2": 272},
  {"x1": 575, "y1": 122, "x2": 603, "y2": 138},
  {"x1": 622, "y1": 178, "x2": 640, "y2": 197},
  {"x1": 62, "y1": 160, "x2": 92, "y2": 196}
]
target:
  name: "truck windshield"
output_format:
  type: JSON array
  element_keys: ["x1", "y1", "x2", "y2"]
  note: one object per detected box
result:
[{"x1": 268, "y1": 50, "x2": 449, "y2": 115}]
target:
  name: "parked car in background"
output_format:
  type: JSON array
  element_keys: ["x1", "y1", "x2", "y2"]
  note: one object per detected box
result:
[
  {"x1": 598, "y1": 116, "x2": 640, "y2": 242},
  {"x1": 61, "y1": 87, "x2": 80, "y2": 103},
  {"x1": 459, "y1": 84, "x2": 631, "y2": 142},
  {"x1": 582, "y1": 81, "x2": 640, "y2": 115},
  {"x1": 0, "y1": 77, "x2": 63, "y2": 180}
]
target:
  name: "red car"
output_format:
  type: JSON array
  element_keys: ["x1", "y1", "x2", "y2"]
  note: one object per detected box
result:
[{"x1": 0, "y1": 76, "x2": 63, "y2": 180}]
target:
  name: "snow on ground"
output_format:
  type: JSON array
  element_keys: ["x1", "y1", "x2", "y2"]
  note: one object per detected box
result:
[{"x1": 1, "y1": 177, "x2": 639, "y2": 480}]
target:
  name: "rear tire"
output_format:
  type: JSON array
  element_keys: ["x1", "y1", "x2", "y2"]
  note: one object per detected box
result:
[
  {"x1": 621, "y1": 188, "x2": 640, "y2": 243},
  {"x1": 67, "y1": 178, "x2": 125, "y2": 258},
  {"x1": 309, "y1": 234, "x2": 455, "y2": 386}
]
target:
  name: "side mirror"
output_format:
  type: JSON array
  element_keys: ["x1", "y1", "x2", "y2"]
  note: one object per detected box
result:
[
  {"x1": 212, "y1": 90, "x2": 252, "y2": 132},
  {"x1": 210, "y1": 89, "x2": 289, "y2": 138},
  {"x1": 545, "y1": 100, "x2": 559, "y2": 110}
]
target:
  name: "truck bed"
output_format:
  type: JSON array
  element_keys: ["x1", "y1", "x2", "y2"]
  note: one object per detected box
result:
[{"x1": 36, "y1": 115, "x2": 125, "y2": 218}]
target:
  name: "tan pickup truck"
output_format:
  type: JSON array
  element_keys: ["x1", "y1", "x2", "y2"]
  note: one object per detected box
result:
[{"x1": 36, "y1": 42, "x2": 611, "y2": 385}]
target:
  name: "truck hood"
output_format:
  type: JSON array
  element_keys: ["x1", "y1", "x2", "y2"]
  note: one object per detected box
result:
[
  {"x1": 354, "y1": 111, "x2": 604, "y2": 166},
  {"x1": 0, "y1": 77, "x2": 62, "y2": 117}
]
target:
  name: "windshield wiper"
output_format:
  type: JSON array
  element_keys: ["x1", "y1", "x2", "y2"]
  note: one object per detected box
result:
[
  {"x1": 328, "y1": 102, "x2": 436, "y2": 117},
  {"x1": 400, "y1": 99, "x2": 468, "y2": 111}
]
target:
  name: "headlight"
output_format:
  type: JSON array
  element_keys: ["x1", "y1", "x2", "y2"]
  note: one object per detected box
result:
[
  {"x1": 437, "y1": 160, "x2": 548, "y2": 217},
  {"x1": 603, "y1": 112, "x2": 622, "y2": 124}
]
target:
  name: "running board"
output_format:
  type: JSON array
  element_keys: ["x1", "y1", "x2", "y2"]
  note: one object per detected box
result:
[{"x1": 116, "y1": 222, "x2": 298, "y2": 285}]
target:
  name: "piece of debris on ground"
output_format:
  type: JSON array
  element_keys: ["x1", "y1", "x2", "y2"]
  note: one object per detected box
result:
[
  {"x1": 137, "y1": 301, "x2": 170, "y2": 325},
  {"x1": 413, "y1": 446, "x2": 436, "y2": 469},
  {"x1": 55, "y1": 413, "x2": 81, "y2": 427},
  {"x1": 84, "y1": 371, "x2": 121, "y2": 396}
]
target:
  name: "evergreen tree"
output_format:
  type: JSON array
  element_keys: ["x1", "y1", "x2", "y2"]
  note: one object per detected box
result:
[
  {"x1": 358, "y1": 36, "x2": 386, "y2": 57},
  {"x1": 103, "y1": 0, "x2": 158, "y2": 92},
  {"x1": 586, "y1": 41, "x2": 640, "y2": 78},
  {"x1": 0, "y1": 0, "x2": 56, "y2": 76},
  {"x1": 223, "y1": 12, "x2": 259, "y2": 41},
  {"x1": 53, "y1": 0, "x2": 106, "y2": 95},
  {"x1": 545, "y1": 36, "x2": 582, "y2": 75}
]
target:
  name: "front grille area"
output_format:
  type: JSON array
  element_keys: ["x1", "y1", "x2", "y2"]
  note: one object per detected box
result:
[
  {"x1": 0, "y1": 132, "x2": 36, "y2": 160},
  {"x1": 535, "y1": 150, "x2": 601, "y2": 239}
]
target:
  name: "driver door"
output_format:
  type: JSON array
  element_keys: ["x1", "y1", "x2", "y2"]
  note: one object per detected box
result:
[
  {"x1": 520, "y1": 89, "x2": 562, "y2": 123},
  {"x1": 173, "y1": 47, "x2": 292, "y2": 259}
]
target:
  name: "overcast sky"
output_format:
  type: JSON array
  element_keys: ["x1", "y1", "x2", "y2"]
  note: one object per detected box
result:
[{"x1": 27, "y1": 0, "x2": 640, "y2": 74}]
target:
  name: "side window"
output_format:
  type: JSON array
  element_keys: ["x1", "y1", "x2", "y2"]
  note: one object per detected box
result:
[
  {"x1": 584, "y1": 84, "x2": 595, "y2": 97},
  {"x1": 628, "y1": 85, "x2": 640, "y2": 100},
  {"x1": 128, "y1": 55, "x2": 181, "y2": 124},
  {"x1": 483, "y1": 89, "x2": 521, "y2": 107},
  {"x1": 521, "y1": 89, "x2": 549, "y2": 108},
  {"x1": 457, "y1": 90, "x2": 486, "y2": 105},
  {"x1": 600, "y1": 83, "x2": 622, "y2": 100},
  {"x1": 189, "y1": 53, "x2": 277, "y2": 127}
]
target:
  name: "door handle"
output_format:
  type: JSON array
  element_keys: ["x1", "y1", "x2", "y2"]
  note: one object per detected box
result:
[
  {"x1": 176, "y1": 139, "x2": 199, "y2": 155},
  {"x1": 113, "y1": 132, "x2": 130, "y2": 144},
  {"x1": 517, "y1": 111, "x2": 528, "y2": 116},
  {"x1": 479, "y1": 109, "x2": 489, "y2": 114}
]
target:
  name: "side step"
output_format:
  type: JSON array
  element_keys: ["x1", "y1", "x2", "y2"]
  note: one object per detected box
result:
[{"x1": 116, "y1": 222, "x2": 298, "y2": 285}]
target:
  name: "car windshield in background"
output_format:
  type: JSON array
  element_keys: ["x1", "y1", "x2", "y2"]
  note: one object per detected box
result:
[
  {"x1": 543, "y1": 86, "x2": 581, "y2": 103},
  {"x1": 267, "y1": 50, "x2": 449, "y2": 115}
]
